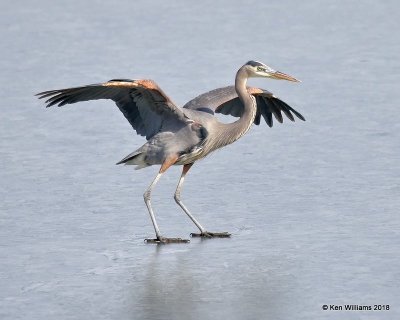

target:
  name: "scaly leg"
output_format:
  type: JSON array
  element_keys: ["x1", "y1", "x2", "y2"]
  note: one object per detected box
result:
[
  {"x1": 174, "y1": 163, "x2": 231, "y2": 238},
  {"x1": 144, "y1": 157, "x2": 189, "y2": 244}
]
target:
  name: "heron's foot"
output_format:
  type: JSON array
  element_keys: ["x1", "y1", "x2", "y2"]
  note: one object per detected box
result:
[
  {"x1": 190, "y1": 231, "x2": 231, "y2": 238},
  {"x1": 145, "y1": 236, "x2": 190, "y2": 244}
]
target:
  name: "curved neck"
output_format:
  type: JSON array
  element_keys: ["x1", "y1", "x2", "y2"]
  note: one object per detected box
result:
[
  {"x1": 211, "y1": 67, "x2": 256, "y2": 149},
  {"x1": 235, "y1": 67, "x2": 253, "y2": 107},
  {"x1": 230, "y1": 67, "x2": 257, "y2": 137}
]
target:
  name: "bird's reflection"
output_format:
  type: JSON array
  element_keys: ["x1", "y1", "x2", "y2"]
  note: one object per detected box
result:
[
  {"x1": 127, "y1": 238, "x2": 288, "y2": 320},
  {"x1": 134, "y1": 244, "x2": 198, "y2": 320}
]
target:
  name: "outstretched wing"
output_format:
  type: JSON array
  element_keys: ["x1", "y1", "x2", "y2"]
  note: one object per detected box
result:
[
  {"x1": 183, "y1": 86, "x2": 305, "y2": 127},
  {"x1": 36, "y1": 79, "x2": 188, "y2": 139}
]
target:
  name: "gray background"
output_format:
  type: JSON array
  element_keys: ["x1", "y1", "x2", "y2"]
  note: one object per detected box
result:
[{"x1": 1, "y1": 0, "x2": 399, "y2": 319}]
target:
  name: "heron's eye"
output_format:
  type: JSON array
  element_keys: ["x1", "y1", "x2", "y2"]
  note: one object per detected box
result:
[{"x1": 257, "y1": 66, "x2": 265, "y2": 72}]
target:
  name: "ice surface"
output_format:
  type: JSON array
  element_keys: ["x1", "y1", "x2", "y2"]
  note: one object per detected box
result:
[{"x1": 1, "y1": 1, "x2": 399, "y2": 319}]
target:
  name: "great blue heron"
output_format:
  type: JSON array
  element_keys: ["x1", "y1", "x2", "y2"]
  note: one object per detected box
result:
[{"x1": 37, "y1": 60, "x2": 305, "y2": 243}]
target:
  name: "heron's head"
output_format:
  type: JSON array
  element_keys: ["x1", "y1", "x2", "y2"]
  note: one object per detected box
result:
[{"x1": 244, "y1": 60, "x2": 300, "y2": 82}]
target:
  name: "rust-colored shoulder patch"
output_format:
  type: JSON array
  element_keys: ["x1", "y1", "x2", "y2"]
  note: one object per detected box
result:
[
  {"x1": 103, "y1": 81, "x2": 138, "y2": 88},
  {"x1": 136, "y1": 79, "x2": 174, "y2": 104},
  {"x1": 104, "y1": 78, "x2": 174, "y2": 105},
  {"x1": 247, "y1": 87, "x2": 263, "y2": 94},
  {"x1": 248, "y1": 87, "x2": 275, "y2": 98},
  {"x1": 103, "y1": 79, "x2": 160, "y2": 92},
  {"x1": 136, "y1": 79, "x2": 159, "y2": 90}
]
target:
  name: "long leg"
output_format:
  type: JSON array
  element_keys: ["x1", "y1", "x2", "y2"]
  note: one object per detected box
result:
[
  {"x1": 144, "y1": 156, "x2": 189, "y2": 244},
  {"x1": 174, "y1": 163, "x2": 206, "y2": 233},
  {"x1": 143, "y1": 172, "x2": 163, "y2": 238},
  {"x1": 174, "y1": 163, "x2": 231, "y2": 238}
]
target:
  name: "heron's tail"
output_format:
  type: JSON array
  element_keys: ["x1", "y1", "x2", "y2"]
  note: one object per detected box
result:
[{"x1": 116, "y1": 149, "x2": 149, "y2": 170}]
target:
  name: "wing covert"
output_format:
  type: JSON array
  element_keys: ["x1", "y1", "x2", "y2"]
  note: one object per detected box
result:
[
  {"x1": 183, "y1": 85, "x2": 305, "y2": 127},
  {"x1": 36, "y1": 79, "x2": 188, "y2": 139}
]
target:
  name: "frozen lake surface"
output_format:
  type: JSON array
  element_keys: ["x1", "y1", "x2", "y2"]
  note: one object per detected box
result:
[{"x1": 1, "y1": 1, "x2": 399, "y2": 319}]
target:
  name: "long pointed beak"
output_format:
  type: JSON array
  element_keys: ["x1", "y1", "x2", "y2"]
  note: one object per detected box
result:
[{"x1": 271, "y1": 71, "x2": 300, "y2": 82}]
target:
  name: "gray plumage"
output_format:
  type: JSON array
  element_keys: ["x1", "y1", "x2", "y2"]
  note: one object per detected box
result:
[
  {"x1": 36, "y1": 60, "x2": 305, "y2": 243},
  {"x1": 183, "y1": 85, "x2": 305, "y2": 126}
]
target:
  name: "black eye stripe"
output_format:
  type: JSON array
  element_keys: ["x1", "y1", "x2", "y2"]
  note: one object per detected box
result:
[{"x1": 257, "y1": 66, "x2": 265, "y2": 72}]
